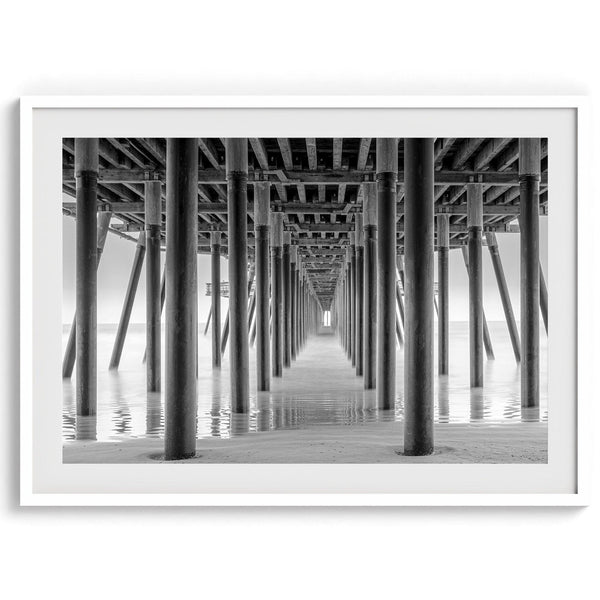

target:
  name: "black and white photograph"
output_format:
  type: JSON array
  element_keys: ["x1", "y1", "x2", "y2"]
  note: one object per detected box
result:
[
  {"x1": 5, "y1": 3, "x2": 600, "y2": 599},
  {"x1": 60, "y1": 136, "x2": 549, "y2": 465}
]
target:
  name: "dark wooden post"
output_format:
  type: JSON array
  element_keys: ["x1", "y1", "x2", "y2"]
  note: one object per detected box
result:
[
  {"x1": 165, "y1": 138, "x2": 198, "y2": 460},
  {"x1": 376, "y1": 138, "x2": 398, "y2": 410},
  {"x1": 210, "y1": 231, "x2": 222, "y2": 369},
  {"x1": 254, "y1": 181, "x2": 270, "y2": 390},
  {"x1": 363, "y1": 182, "x2": 377, "y2": 390},
  {"x1": 108, "y1": 233, "x2": 145, "y2": 370},
  {"x1": 437, "y1": 214, "x2": 449, "y2": 375},
  {"x1": 63, "y1": 211, "x2": 111, "y2": 380},
  {"x1": 539, "y1": 261, "x2": 548, "y2": 334},
  {"x1": 349, "y1": 232, "x2": 356, "y2": 366},
  {"x1": 290, "y1": 245, "x2": 298, "y2": 361},
  {"x1": 145, "y1": 181, "x2": 162, "y2": 391},
  {"x1": 283, "y1": 232, "x2": 292, "y2": 368},
  {"x1": 226, "y1": 139, "x2": 249, "y2": 412},
  {"x1": 271, "y1": 212, "x2": 284, "y2": 377},
  {"x1": 355, "y1": 214, "x2": 364, "y2": 376},
  {"x1": 461, "y1": 246, "x2": 495, "y2": 360},
  {"x1": 467, "y1": 183, "x2": 484, "y2": 387},
  {"x1": 486, "y1": 232, "x2": 521, "y2": 362},
  {"x1": 345, "y1": 246, "x2": 352, "y2": 359},
  {"x1": 403, "y1": 138, "x2": 435, "y2": 456},
  {"x1": 520, "y1": 138, "x2": 541, "y2": 408},
  {"x1": 75, "y1": 138, "x2": 99, "y2": 416}
]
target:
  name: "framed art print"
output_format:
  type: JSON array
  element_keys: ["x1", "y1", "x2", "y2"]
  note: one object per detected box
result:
[{"x1": 20, "y1": 96, "x2": 590, "y2": 505}]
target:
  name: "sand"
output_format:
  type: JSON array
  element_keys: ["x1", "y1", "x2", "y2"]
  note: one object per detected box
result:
[{"x1": 63, "y1": 420, "x2": 547, "y2": 464}]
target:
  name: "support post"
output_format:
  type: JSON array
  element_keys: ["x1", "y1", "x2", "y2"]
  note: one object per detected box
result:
[
  {"x1": 227, "y1": 139, "x2": 250, "y2": 412},
  {"x1": 540, "y1": 261, "x2": 548, "y2": 334},
  {"x1": 145, "y1": 181, "x2": 162, "y2": 391},
  {"x1": 355, "y1": 215, "x2": 364, "y2": 376},
  {"x1": 271, "y1": 213, "x2": 284, "y2": 377},
  {"x1": 75, "y1": 139, "x2": 99, "y2": 416},
  {"x1": 520, "y1": 138, "x2": 541, "y2": 408},
  {"x1": 486, "y1": 232, "x2": 521, "y2": 362},
  {"x1": 349, "y1": 232, "x2": 356, "y2": 366},
  {"x1": 363, "y1": 182, "x2": 377, "y2": 390},
  {"x1": 290, "y1": 244, "x2": 298, "y2": 361},
  {"x1": 165, "y1": 138, "x2": 198, "y2": 460},
  {"x1": 437, "y1": 214, "x2": 449, "y2": 375},
  {"x1": 283, "y1": 232, "x2": 292, "y2": 368},
  {"x1": 211, "y1": 231, "x2": 222, "y2": 369},
  {"x1": 108, "y1": 233, "x2": 145, "y2": 370},
  {"x1": 63, "y1": 211, "x2": 111, "y2": 379},
  {"x1": 467, "y1": 183, "x2": 484, "y2": 387},
  {"x1": 404, "y1": 138, "x2": 435, "y2": 456},
  {"x1": 376, "y1": 138, "x2": 398, "y2": 410},
  {"x1": 254, "y1": 181, "x2": 271, "y2": 390},
  {"x1": 345, "y1": 246, "x2": 353, "y2": 360}
]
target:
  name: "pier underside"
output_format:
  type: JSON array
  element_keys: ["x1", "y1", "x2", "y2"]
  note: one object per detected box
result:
[{"x1": 62, "y1": 137, "x2": 548, "y2": 461}]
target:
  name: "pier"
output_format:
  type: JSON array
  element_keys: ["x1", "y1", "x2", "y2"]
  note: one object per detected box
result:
[{"x1": 62, "y1": 137, "x2": 548, "y2": 460}]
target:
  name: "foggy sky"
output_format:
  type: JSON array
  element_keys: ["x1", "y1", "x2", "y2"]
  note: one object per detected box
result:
[{"x1": 62, "y1": 212, "x2": 549, "y2": 325}]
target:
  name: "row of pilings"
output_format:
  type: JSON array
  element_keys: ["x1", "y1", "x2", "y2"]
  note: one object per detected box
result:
[
  {"x1": 332, "y1": 138, "x2": 544, "y2": 456},
  {"x1": 66, "y1": 137, "x2": 543, "y2": 459},
  {"x1": 66, "y1": 138, "x2": 321, "y2": 460}
]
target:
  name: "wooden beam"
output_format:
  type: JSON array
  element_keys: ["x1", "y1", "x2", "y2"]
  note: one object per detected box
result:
[
  {"x1": 356, "y1": 138, "x2": 371, "y2": 170},
  {"x1": 198, "y1": 138, "x2": 221, "y2": 168},
  {"x1": 333, "y1": 138, "x2": 343, "y2": 169},
  {"x1": 63, "y1": 167, "x2": 547, "y2": 186},
  {"x1": 306, "y1": 138, "x2": 317, "y2": 170},
  {"x1": 277, "y1": 138, "x2": 293, "y2": 170}
]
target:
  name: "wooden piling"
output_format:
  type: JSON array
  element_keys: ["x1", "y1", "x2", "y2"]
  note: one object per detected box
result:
[
  {"x1": 165, "y1": 138, "x2": 198, "y2": 460},
  {"x1": 467, "y1": 183, "x2": 484, "y2": 387},
  {"x1": 226, "y1": 139, "x2": 250, "y2": 412},
  {"x1": 486, "y1": 232, "x2": 521, "y2": 362},
  {"x1": 75, "y1": 138, "x2": 99, "y2": 416},
  {"x1": 403, "y1": 138, "x2": 434, "y2": 456},
  {"x1": 145, "y1": 181, "x2": 162, "y2": 391},
  {"x1": 210, "y1": 231, "x2": 222, "y2": 369},
  {"x1": 520, "y1": 138, "x2": 541, "y2": 408},
  {"x1": 290, "y1": 244, "x2": 298, "y2": 361},
  {"x1": 349, "y1": 232, "x2": 356, "y2": 367},
  {"x1": 271, "y1": 212, "x2": 284, "y2": 377},
  {"x1": 363, "y1": 182, "x2": 377, "y2": 390},
  {"x1": 108, "y1": 233, "x2": 145, "y2": 370},
  {"x1": 283, "y1": 231, "x2": 292, "y2": 368},
  {"x1": 254, "y1": 181, "x2": 271, "y2": 390},
  {"x1": 437, "y1": 214, "x2": 449, "y2": 375},
  {"x1": 354, "y1": 214, "x2": 364, "y2": 376},
  {"x1": 539, "y1": 261, "x2": 548, "y2": 334},
  {"x1": 376, "y1": 138, "x2": 398, "y2": 410},
  {"x1": 62, "y1": 211, "x2": 111, "y2": 379}
]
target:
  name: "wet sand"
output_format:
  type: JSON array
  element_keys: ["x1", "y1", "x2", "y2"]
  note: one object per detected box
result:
[{"x1": 63, "y1": 420, "x2": 547, "y2": 464}]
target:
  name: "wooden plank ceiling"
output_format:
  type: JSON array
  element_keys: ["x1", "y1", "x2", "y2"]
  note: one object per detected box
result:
[{"x1": 62, "y1": 138, "x2": 549, "y2": 308}]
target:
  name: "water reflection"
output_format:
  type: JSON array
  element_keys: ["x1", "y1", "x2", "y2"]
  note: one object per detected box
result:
[
  {"x1": 469, "y1": 387, "x2": 485, "y2": 422},
  {"x1": 62, "y1": 322, "x2": 548, "y2": 444},
  {"x1": 76, "y1": 415, "x2": 97, "y2": 441},
  {"x1": 438, "y1": 377, "x2": 450, "y2": 423},
  {"x1": 146, "y1": 392, "x2": 162, "y2": 437}
]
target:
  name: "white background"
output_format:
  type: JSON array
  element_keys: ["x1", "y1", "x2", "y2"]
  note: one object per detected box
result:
[{"x1": 1, "y1": 1, "x2": 598, "y2": 599}]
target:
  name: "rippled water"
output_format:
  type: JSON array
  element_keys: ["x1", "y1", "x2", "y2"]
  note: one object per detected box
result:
[{"x1": 63, "y1": 322, "x2": 548, "y2": 442}]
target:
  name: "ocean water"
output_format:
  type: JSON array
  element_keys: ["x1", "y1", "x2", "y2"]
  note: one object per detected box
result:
[{"x1": 62, "y1": 321, "x2": 548, "y2": 443}]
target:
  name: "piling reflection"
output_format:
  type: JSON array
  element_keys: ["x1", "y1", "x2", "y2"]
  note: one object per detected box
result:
[
  {"x1": 470, "y1": 387, "x2": 485, "y2": 422},
  {"x1": 438, "y1": 376, "x2": 450, "y2": 423},
  {"x1": 109, "y1": 374, "x2": 131, "y2": 435},
  {"x1": 76, "y1": 415, "x2": 97, "y2": 441},
  {"x1": 62, "y1": 322, "x2": 548, "y2": 444},
  {"x1": 146, "y1": 392, "x2": 162, "y2": 437},
  {"x1": 521, "y1": 406, "x2": 540, "y2": 423}
]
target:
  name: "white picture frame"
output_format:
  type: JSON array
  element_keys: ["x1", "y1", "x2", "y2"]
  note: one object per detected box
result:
[{"x1": 20, "y1": 96, "x2": 591, "y2": 506}]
